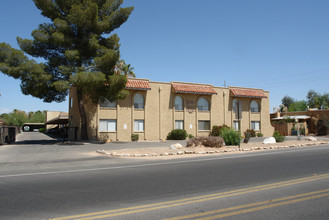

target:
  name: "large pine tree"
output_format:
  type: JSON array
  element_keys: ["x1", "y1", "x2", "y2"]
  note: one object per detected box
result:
[{"x1": 0, "y1": 0, "x2": 133, "y2": 139}]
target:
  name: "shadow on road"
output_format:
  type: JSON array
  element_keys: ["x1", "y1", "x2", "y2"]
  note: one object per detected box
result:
[
  {"x1": 13, "y1": 132, "x2": 60, "y2": 145},
  {"x1": 14, "y1": 139, "x2": 59, "y2": 145}
]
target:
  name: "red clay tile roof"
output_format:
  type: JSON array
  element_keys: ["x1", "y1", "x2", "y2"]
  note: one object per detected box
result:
[
  {"x1": 125, "y1": 79, "x2": 151, "y2": 90},
  {"x1": 230, "y1": 88, "x2": 267, "y2": 98},
  {"x1": 172, "y1": 83, "x2": 217, "y2": 95}
]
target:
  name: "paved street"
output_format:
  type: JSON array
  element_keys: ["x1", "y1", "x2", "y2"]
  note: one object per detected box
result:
[{"x1": 0, "y1": 132, "x2": 329, "y2": 219}]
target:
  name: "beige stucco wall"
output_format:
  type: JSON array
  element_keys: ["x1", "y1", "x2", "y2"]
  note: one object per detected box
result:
[
  {"x1": 68, "y1": 80, "x2": 274, "y2": 141},
  {"x1": 45, "y1": 111, "x2": 61, "y2": 130}
]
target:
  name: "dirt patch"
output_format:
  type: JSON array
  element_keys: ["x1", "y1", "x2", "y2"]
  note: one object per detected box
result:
[{"x1": 96, "y1": 139, "x2": 329, "y2": 160}]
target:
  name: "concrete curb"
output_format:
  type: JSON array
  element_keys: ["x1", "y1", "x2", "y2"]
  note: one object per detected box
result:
[{"x1": 96, "y1": 141, "x2": 329, "y2": 158}]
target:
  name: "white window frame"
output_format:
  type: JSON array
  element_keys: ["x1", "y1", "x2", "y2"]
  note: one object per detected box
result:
[
  {"x1": 198, "y1": 120, "x2": 210, "y2": 131},
  {"x1": 233, "y1": 121, "x2": 240, "y2": 131},
  {"x1": 250, "y1": 100, "x2": 260, "y2": 113},
  {"x1": 175, "y1": 120, "x2": 184, "y2": 129},
  {"x1": 99, "y1": 119, "x2": 117, "y2": 132},
  {"x1": 251, "y1": 121, "x2": 260, "y2": 131},
  {"x1": 197, "y1": 97, "x2": 209, "y2": 111},
  {"x1": 174, "y1": 96, "x2": 183, "y2": 110},
  {"x1": 134, "y1": 93, "x2": 144, "y2": 109},
  {"x1": 100, "y1": 98, "x2": 116, "y2": 108},
  {"x1": 134, "y1": 120, "x2": 144, "y2": 132}
]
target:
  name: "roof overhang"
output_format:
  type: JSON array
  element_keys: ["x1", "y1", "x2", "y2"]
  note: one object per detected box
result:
[
  {"x1": 230, "y1": 88, "x2": 267, "y2": 98},
  {"x1": 272, "y1": 115, "x2": 311, "y2": 120},
  {"x1": 125, "y1": 79, "x2": 151, "y2": 90},
  {"x1": 45, "y1": 113, "x2": 69, "y2": 125},
  {"x1": 172, "y1": 83, "x2": 217, "y2": 95}
]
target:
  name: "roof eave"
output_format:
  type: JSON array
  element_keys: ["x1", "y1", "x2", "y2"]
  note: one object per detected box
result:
[
  {"x1": 174, "y1": 90, "x2": 217, "y2": 95},
  {"x1": 125, "y1": 87, "x2": 151, "y2": 90}
]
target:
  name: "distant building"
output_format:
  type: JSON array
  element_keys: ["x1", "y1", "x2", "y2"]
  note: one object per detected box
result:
[
  {"x1": 68, "y1": 79, "x2": 274, "y2": 141},
  {"x1": 45, "y1": 111, "x2": 69, "y2": 131},
  {"x1": 271, "y1": 109, "x2": 329, "y2": 135}
]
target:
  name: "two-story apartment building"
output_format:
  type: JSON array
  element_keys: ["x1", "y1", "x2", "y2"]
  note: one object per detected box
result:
[{"x1": 68, "y1": 78, "x2": 273, "y2": 141}]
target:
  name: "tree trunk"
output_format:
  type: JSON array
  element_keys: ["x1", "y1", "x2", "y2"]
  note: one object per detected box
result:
[{"x1": 77, "y1": 89, "x2": 88, "y2": 140}]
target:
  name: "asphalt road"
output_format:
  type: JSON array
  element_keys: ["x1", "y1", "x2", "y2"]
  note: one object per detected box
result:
[{"x1": 1, "y1": 133, "x2": 329, "y2": 219}]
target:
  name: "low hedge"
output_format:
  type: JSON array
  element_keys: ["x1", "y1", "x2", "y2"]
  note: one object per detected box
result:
[{"x1": 167, "y1": 129, "x2": 188, "y2": 140}]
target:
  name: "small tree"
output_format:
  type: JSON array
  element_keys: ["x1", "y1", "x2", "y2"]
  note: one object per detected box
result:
[
  {"x1": 288, "y1": 100, "x2": 308, "y2": 112},
  {"x1": 281, "y1": 96, "x2": 295, "y2": 109},
  {"x1": 307, "y1": 90, "x2": 322, "y2": 109}
]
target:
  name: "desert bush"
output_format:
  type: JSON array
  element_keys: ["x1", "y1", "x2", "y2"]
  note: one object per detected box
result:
[
  {"x1": 222, "y1": 128, "x2": 240, "y2": 145},
  {"x1": 186, "y1": 136, "x2": 224, "y2": 148},
  {"x1": 257, "y1": 132, "x2": 264, "y2": 137},
  {"x1": 243, "y1": 132, "x2": 251, "y2": 143},
  {"x1": 167, "y1": 129, "x2": 188, "y2": 140},
  {"x1": 131, "y1": 133, "x2": 139, "y2": 141},
  {"x1": 273, "y1": 131, "x2": 285, "y2": 142},
  {"x1": 244, "y1": 129, "x2": 256, "y2": 137}
]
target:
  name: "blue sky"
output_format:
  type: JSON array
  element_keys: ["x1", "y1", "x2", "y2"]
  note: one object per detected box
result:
[{"x1": 1, "y1": 0, "x2": 329, "y2": 114}]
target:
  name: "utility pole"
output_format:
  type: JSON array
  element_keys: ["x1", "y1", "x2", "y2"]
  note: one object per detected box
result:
[{"x1": 237, "y1": 101, "x2": 241, "y2": 149}]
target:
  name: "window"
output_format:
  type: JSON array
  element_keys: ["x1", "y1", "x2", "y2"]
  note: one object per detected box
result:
[
  {"x1": 251, "y1": 121, "x2": 260, "y2": 130},
  {"x1": 233, "y1": 99, "x2": 242, "y2": 119},
  {"x1": 198, "y1": 97, "x2": 209, "y2": 111},
  {"x1": 134, "y1": 93, "x2": 144, "y2": 109},
  {"x1": 99, "y1": 119, "x2": 116, "y2": 132},
  {"x1": 174, "y1": 96, "x2": 183, "y2": 110},
  {"x1": 233, "y1": 121, "x2": 240, "y2": 131},
  {"x1": 175, "y1": 120, "x2": 184, "y2": 129},
  {"x1": 100, "y1": 98, "x2": 116, "y2": 108},
  {"x1": 250, "y1": 101, "x2": 259, "y2": 113},
  {"x1": 198, "y1": 120, "x2": 210, "y2": 131},
  {"x1": 134, "y1": 120, "x2": 144, "y2": 132}
]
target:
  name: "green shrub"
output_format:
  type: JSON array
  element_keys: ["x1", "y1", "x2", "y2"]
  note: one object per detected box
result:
[
  {"x1": 222, "y1": 128, "x2": 240, "y2": 145},
  {"x1": 244, "y1": 129, "x2": 256, "y2": 137},
  {"x1": 219, "y1": 124, "x2": 230, "y2": 136},
  {"x1": 186, "y1": 136, "x2": 224, "y2": 148},
  {"x1": 131, "y1": 133, "x2": 139, "y2": 141},
  {"x1": 39, "y1": 128, "x2": 46, "y2": 133},
  {"x1": 257, "y1": 132, "x2": 264, "y2": 137},
  {"x1": 188, "y1": 134, "x2": 194, "y2": 139},
  {"x1": 167, "y1": 129, "x2": 188, "y2": 140},
  {"x1": 273, "y1": 131, "x2": 285, "y2": 142},
  {"x1": 210, "y1": 125, "x2": 220, "y2": 136}
]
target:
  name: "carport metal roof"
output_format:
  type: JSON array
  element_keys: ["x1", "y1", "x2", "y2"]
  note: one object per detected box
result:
[{"x1": 272, "y1": 115, "x2": 311, "y2": 120}]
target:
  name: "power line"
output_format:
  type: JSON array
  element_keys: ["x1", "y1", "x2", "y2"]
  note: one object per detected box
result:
[{"x1": 235, "y1": 67, "x2": 329, "y2": 86}]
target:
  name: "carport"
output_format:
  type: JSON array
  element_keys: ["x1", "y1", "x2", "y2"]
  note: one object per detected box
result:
[
  {"x1": 45, "y1": 112, "x2": 69, "y2": 137},
  {"x1": 45, "y1": 112, "x2": 69, "y2": 127},
  {"x1": 22, "y1": 123, "x2": 45, "y2": 132}
]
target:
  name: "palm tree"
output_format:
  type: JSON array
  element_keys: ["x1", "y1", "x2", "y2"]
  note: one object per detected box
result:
[{"x1": 114, "y1": 60, "x2": 136, "y2": 78}]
